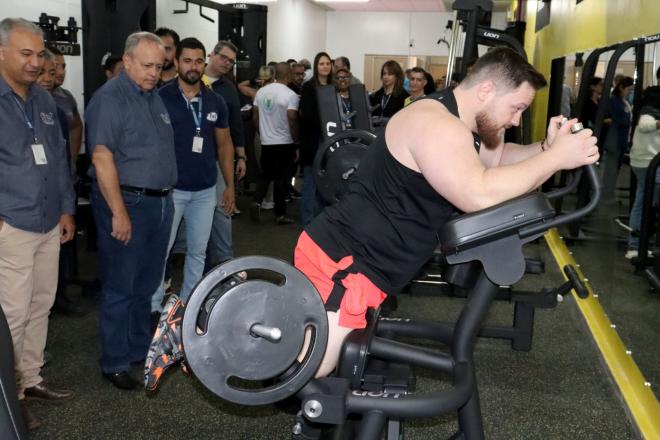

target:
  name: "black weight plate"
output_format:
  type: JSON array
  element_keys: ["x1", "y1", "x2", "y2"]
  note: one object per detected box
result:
[
  {"x1": 314, "y1": 129, "x2": 377, "y2": 205},
  {"x1": 182, "y1": 256, "x2": 328, "y2": 406}
]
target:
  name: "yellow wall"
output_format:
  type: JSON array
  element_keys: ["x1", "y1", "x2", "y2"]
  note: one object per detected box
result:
[{"x1": 523, "y1": 0, "x2": 660, "y2": 139}]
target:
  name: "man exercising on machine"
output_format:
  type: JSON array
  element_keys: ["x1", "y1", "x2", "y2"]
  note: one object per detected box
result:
[{"x1": 144, "y1": 47, "x2": 599, "y2": 389}]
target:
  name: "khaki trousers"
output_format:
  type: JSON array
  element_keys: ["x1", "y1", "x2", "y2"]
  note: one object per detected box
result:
[{"x1": 0, "y1": 221, "x2": 60, "y2": 399}]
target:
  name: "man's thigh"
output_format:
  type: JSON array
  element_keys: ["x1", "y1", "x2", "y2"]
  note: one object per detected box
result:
[{"x1": 0, "y1": 223, "x2": 43, "y2": 335}]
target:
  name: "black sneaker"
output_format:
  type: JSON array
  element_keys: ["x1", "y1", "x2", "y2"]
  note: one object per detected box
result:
[
  {"x1": 250, "y1": 202, "x2": 261, "y2": 223},
  {"x1": 276, "y1": 216, "x2": 295, "y2": 225}
]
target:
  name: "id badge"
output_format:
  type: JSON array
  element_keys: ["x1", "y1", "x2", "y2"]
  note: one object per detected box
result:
[
  {"x1": 31, "y1": 143, "x2": 48, "y2": 165},
  {"x1": 192, "y1": 136, "x2": 204, "y2": 153}
]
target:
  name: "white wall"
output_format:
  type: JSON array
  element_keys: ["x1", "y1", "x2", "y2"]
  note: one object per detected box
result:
[
  {"x1": 0, "y1": 0, "x2": 84, "y2": 110},
  {"x1": 266, "y1": 0, "x2": 327, "y2": 64},
  {"x1": 156, "y1": 0, "x2": 327, "y2": 72},
  {"x1": 326, "y1": 11, "x2": 508, "y2": 83},
  {"x1": 156, "y1": 0, "x2": 220, "y2": 57}
]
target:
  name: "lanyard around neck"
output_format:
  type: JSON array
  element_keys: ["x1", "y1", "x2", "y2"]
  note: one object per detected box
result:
[
  {"x1": 11, "y1": 94, "x2": 38, "y2": 142},
  {"x1": 181, "y1": 91, "x2": 203, "y2": 134}
]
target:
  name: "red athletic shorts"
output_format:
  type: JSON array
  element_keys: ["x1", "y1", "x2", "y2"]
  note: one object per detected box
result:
[{"x1": 294, "y1": 232, "x2": 387, "y2": 329}]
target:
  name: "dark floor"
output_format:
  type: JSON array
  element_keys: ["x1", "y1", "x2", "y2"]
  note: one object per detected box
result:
[{"x1": 27, "y1": 187, "x2": 646, "y2": 439}]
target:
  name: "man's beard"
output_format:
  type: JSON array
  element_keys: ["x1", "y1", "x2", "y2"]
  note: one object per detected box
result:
[
  {"x1": 180, "y1": 71, "x2": 201, "y2": 85},
  {"x1": 163, "y1": 59, "x2": 174, "y2": 71},
  {"x1": 475, "y1": 111, "x2": 503, "y2": 150}
]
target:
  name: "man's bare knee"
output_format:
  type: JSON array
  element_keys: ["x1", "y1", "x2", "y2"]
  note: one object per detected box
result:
[{"x1": 297, "y1": 311, "x2": 353, "y2": 378}]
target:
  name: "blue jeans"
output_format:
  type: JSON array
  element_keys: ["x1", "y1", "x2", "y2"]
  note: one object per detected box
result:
[
  {"x1": 628, "y1": 166, "x2": 660, "y2": 250},
  {"x1": 301, "y1": 165, "x2": 323, "y2": 226},
  {"x1": 151, "y1": 186, "x2": 216, "y2": 311},
  {"x1": 91, "y1": 185, "x2": 173, "y2": 373},
  {"x1": 206, "y1": 206, "x2": 233, "y2": 270}
]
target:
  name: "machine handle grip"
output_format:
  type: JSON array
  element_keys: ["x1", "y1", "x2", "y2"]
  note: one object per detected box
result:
[
  {"x1": 521, "y1": 164, "x2": 601, "y2": 238},
  {"x1": 563, "y1": 265, "x2": 589, "y2": 299}
]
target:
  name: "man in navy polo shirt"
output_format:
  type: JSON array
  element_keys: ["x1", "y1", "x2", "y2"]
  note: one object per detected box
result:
[
  {"x1": 151, "y1": 37, "x2": 234, "y2": 312},
  {"x1": 85, "y1": 32, "x2": 177, "y2": 390}
]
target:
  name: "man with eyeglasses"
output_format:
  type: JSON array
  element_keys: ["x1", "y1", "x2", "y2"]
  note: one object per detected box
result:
[
  {"x1": 335, "y1": 67, "x2": 354, "y2": 129},
  {"x1": 334, "y1": 56, "x2": 361, "y2": 85},
  {"x1": 202, "y1": 40, "x2": 246, "y2": 268}
]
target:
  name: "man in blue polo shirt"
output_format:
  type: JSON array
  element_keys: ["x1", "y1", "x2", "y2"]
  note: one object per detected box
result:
[
  {"x1": 85, "y1": 31, "x2": 177, "y2": 390},
  {"x1": 0, "y1": 18, "x2": 76, "y2": 429},
  {"x1": 151, "y1": 37, "x2": 234, "y2": 313}
]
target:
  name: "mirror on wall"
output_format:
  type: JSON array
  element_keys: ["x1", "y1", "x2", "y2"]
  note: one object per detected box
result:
[{"x1": 547, "y1": 42, "x2": 660, "y2": 399}]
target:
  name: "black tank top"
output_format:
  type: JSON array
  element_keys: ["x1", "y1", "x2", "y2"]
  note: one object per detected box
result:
[{"x1": 306, "y1": 89, "x2": 481, "y2": 294}]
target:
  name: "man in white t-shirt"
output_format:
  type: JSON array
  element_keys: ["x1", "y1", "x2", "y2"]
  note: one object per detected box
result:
[{"x1": 251, "y1": 62, "x2": 300, "y2": 224}]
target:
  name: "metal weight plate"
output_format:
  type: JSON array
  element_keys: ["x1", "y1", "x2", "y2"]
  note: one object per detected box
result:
[
  {"x1": 314, "y1": 129, "x2": 377, "y2": 205},
  {"x1": 182, "y1": 256, "x2": 328, "y2": 406}
]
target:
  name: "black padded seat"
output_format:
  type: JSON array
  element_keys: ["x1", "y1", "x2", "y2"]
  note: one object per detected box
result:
[
  {"x1": 439, "y1": 193, "x2": 554, "y2": 254},
  {"x1": 0, "y1": 306, "x2": 27, "y2": 440}
]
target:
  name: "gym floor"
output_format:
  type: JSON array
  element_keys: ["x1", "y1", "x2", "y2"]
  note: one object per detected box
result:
[{"x1": 28, "y1": 172, "x2": 655, "y2": 440}]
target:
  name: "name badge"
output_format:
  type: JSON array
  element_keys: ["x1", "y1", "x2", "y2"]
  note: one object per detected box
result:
[
  {"x1": 31, "y1": 143, "x2": 48, "y2": 165},
  {"x1": 192, "y1": 135, "x2": 204, "y2": 153}
]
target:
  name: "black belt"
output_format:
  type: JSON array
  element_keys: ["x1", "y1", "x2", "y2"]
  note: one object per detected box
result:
[{"x1": 120, "y1": 185, "x2": 171, "y2": 197}]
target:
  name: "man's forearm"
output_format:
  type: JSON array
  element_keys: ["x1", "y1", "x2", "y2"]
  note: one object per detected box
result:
[
  {"x1": 216, "y1": 131, "x2": 236, "y2": 190},
  {"x1": 235, "y1": 146, "x2": 246, "y2": 160},
  {"x1": 92, "y1": 149, "x2": 126, "y2": 216},
  {"x1": 69, "y1": 115, "x2": 83, "y2": 163},
  {"x1": 499, "y1": 141, "x2": 543, "y2": 166},
  {"x1": 289, "y1": 120, "x2": 299, "y2": 144}
]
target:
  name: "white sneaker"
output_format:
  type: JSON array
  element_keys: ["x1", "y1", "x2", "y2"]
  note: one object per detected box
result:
[
  {"x1": 625, "y1": 250, "x2": 653, "y2": 259},
  {"x1": 261, "y1": 201, "x2": 275, "y2": 210}
]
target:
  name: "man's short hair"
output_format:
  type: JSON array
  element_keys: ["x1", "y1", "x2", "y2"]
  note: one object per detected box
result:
[
  {"x1": 43, "y1": 49, "x2": 54, "y2": 62},
  {"x1": 656, "y1": 65, "x2": 660, "y2": 81},
  {"x1": 291, "y1": 63, "x2": 305, "y2": 71},
  {"x1": 462, "y1": 46, "x2": 547, "y2": 91},
  {"x1": 336, "y1": 56, "x2": 351, "y2": 70},
  {"x1": 274, "y1": 62, "x2": 291, "y2": 81},
  {"x1": 154, "y1": 27, "x2": 180, "y2": 47},
  {"x1": 410, "y1": 66, "x2": 426, "y2": 76},
  {"x1": 299, "y1": 58, "x2": 311, "y2": 70},
  {"x1": 124, "y1": 32, "x2": 164, "y2": 56},
  {"x1": 104, "y1": 55, "x2": 122, "y2": 72},
  {"x1": 213, "y1": 40, "x2": 238, "y2": 56},
  {"x1": 0, "y1": 17, "x2": 43, "y2": 46},
  {"x1": 175, "y1": 37, "x2": 206, "y2": 60},
  {"x1": 49, "y1": 45, "x2": 63, "y2": 57}
]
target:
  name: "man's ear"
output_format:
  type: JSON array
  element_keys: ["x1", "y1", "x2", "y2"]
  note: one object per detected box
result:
[
  {"x1": 476, "y1": 80, "x2": 496, "y2": 103},
  {"x1": 0, "y1": 47, "x2": 5, "y2": 62}
]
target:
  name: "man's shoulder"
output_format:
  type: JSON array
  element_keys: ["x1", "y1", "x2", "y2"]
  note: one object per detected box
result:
[
  {"x1": 158, "y1": 81, "x2": 179, "y2": 101},
  {"x1": 86, "y1": 81, "x2": 124, "y2": 115},
  {"x1": 394, "y1": 100, "x2": 467, "y2": 139},
  {"x1": 202, "y1": 86, "x2": 228, "y2": 109}
]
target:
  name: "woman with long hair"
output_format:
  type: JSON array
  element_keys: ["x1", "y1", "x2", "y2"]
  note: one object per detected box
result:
[
  {"x1": 370, "y1": 60, "x2": 409, "y2": 125},
  {"x1": 299, "y1": 51, "x2": 333, "y2": 225}
]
